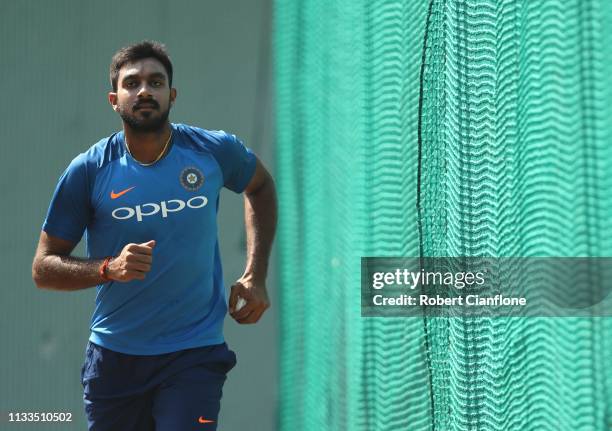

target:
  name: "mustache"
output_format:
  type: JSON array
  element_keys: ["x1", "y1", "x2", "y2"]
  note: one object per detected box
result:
[{"x1": 133, "y1": 99, "x2": 160, "y2": 110}]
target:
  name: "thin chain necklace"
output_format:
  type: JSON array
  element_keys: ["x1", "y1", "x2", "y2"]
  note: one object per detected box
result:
[{"x1": 125, "y1": 130, "x2": 173, "y2": 167}]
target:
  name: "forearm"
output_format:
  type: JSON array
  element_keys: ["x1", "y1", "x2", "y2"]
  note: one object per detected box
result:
[
  {"x1": 243, "y1": 177, "x2": 277, "y2": 282},
  {"x1": 32, "y1": 254, "x2": 107, "y2": 291}
]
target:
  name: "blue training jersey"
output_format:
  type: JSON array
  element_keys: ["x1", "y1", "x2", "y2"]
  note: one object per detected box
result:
[{"x1": 42, "y1": 123, "x2": 257, "y2": 355}]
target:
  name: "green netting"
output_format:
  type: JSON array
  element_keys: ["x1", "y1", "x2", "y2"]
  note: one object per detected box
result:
[{"x1": 275, "y1": 1, "x2": 612, "y2": 430}]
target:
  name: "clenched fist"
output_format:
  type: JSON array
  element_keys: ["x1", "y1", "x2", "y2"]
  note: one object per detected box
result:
[
  {"x1": 228, "y1": 276, "x2": 270, "y2": 324},
  {"x1": 107, "y1": 240, "x2": 155, "y2": 282}
]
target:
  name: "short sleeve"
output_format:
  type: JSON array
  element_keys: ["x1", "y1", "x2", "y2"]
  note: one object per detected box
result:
[
  {"x1": 212, "y1": 133, "x2": 257, "y2": 193},
  {"x1": 41, "y1": 154, "x2": 92, "y2": 243}
]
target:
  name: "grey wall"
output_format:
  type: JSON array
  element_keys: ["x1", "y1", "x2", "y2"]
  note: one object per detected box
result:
[{"x1": 0, "y1": 1, "x2": 276, "y2": 430}]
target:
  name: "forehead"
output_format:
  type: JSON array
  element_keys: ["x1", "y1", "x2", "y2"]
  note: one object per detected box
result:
[{"x1": 118, "y1": 58, "x2": 168, "y2": 81}]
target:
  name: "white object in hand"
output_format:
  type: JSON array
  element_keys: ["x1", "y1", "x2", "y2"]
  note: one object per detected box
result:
[{"x1": 235, "y1": 296, "x2": 247, "y2": 312}]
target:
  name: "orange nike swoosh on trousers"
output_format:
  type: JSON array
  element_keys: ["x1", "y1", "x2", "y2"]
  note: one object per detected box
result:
[
  {"x1": 198, "y1": 417, "x2": 215, "y2": 424},
  {"x1": 110, "y1": 186, "x2": 135, "y2": 199}
]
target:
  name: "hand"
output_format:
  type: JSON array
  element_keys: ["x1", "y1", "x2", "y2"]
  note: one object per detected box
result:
[
  {"x1": 107, "y1": 240, "x2": 155, "y2": 282},
  {"x1": 228, "y1": 276, "x2": 270, "y2": 324}
]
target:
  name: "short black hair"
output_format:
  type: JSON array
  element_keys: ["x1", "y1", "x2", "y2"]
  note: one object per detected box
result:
[{"x1": 109, "y1": 40, "x2": 173, "y2": 92}]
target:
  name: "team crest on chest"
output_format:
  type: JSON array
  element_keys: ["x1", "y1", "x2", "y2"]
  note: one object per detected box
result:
[{"x1": 180, "y1": 167, "x2": 205, "y2": 191}]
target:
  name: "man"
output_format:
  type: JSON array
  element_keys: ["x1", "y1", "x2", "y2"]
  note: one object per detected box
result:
[{"x1": 31, "y1": 40, "x2": 277, "y2": 430}]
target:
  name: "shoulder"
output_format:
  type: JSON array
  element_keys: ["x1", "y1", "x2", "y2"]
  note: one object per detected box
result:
[
  {"x1": 174, "y1": 123, "x2": 255, "y2": 191},
  {"x1": 83, "y1": 131, "x2": 125, "y2": 169},
  {"x1": 174, "y1": 123, "x2": 238, "y2": 153},
  {"x1": 62, "y1": 131, "x2": 125, "y2": 183}
]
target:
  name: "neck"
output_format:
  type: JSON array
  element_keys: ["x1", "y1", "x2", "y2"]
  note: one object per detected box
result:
[{"x1": 123, "y1": 122, "x2": 172, "y2": 164}]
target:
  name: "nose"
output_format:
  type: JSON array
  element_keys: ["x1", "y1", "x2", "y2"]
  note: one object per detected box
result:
[{"x1": 137, "y1": 84, "x2": 152, "y2": 98}]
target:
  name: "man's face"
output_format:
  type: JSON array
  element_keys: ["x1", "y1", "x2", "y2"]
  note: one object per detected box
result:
[{"x1": 109, "y1": 58, "x2": 176, "y2": 132}]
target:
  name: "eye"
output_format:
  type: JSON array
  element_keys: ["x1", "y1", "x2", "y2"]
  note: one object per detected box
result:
[
  {"x1": 152, "y1": 80, "x2": 162, "y2": 87},
  {"x1": 125, "y1": 81, "x2": 137, "y2": 88}
]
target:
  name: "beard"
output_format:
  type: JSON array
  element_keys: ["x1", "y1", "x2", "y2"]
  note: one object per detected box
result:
[{"x1": 118, "y1": 102, "x2": 171, "y2": 133}]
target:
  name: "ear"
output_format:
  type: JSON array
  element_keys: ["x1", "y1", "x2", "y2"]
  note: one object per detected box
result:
[
  {"x1": 170, "y1": 87, "x2": 177, "y2": 106},
  {"x1": 108, "y1": 92, "x2": 119, "y2": 112}
]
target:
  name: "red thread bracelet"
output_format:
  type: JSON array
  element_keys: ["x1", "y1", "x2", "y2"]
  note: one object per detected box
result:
[{"x1": 99, "y1": 256, "x2": 113, "y2": 281}]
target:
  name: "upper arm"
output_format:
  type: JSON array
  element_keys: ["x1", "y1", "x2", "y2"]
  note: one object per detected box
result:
[
  {"x1": 204, "y1": 131, "x2": 257, "y2": 193},
  {"x1": 244, "y1": 156, "x2": 273, "y2": 195},
  {"x1": 42, "y1": 153, "x2": 92, "y2": 242}
]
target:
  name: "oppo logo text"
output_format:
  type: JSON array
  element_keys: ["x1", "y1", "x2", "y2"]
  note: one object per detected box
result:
[{"x1": 112, "y1": 196, "x2": 208, "y2": 222}]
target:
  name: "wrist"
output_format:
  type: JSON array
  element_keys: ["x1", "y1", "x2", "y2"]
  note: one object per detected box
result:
[
  {"x1": 240, "y1": 271, "x2": 266, "y2": 286},
  {"x1": 99, "y1": 256, "x2": 114, "y2": 281}
]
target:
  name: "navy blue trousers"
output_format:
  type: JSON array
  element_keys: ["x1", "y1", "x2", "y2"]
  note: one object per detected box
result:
[{"x1": 80, "y1": 341, "x2": 236, "y2": 430}]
